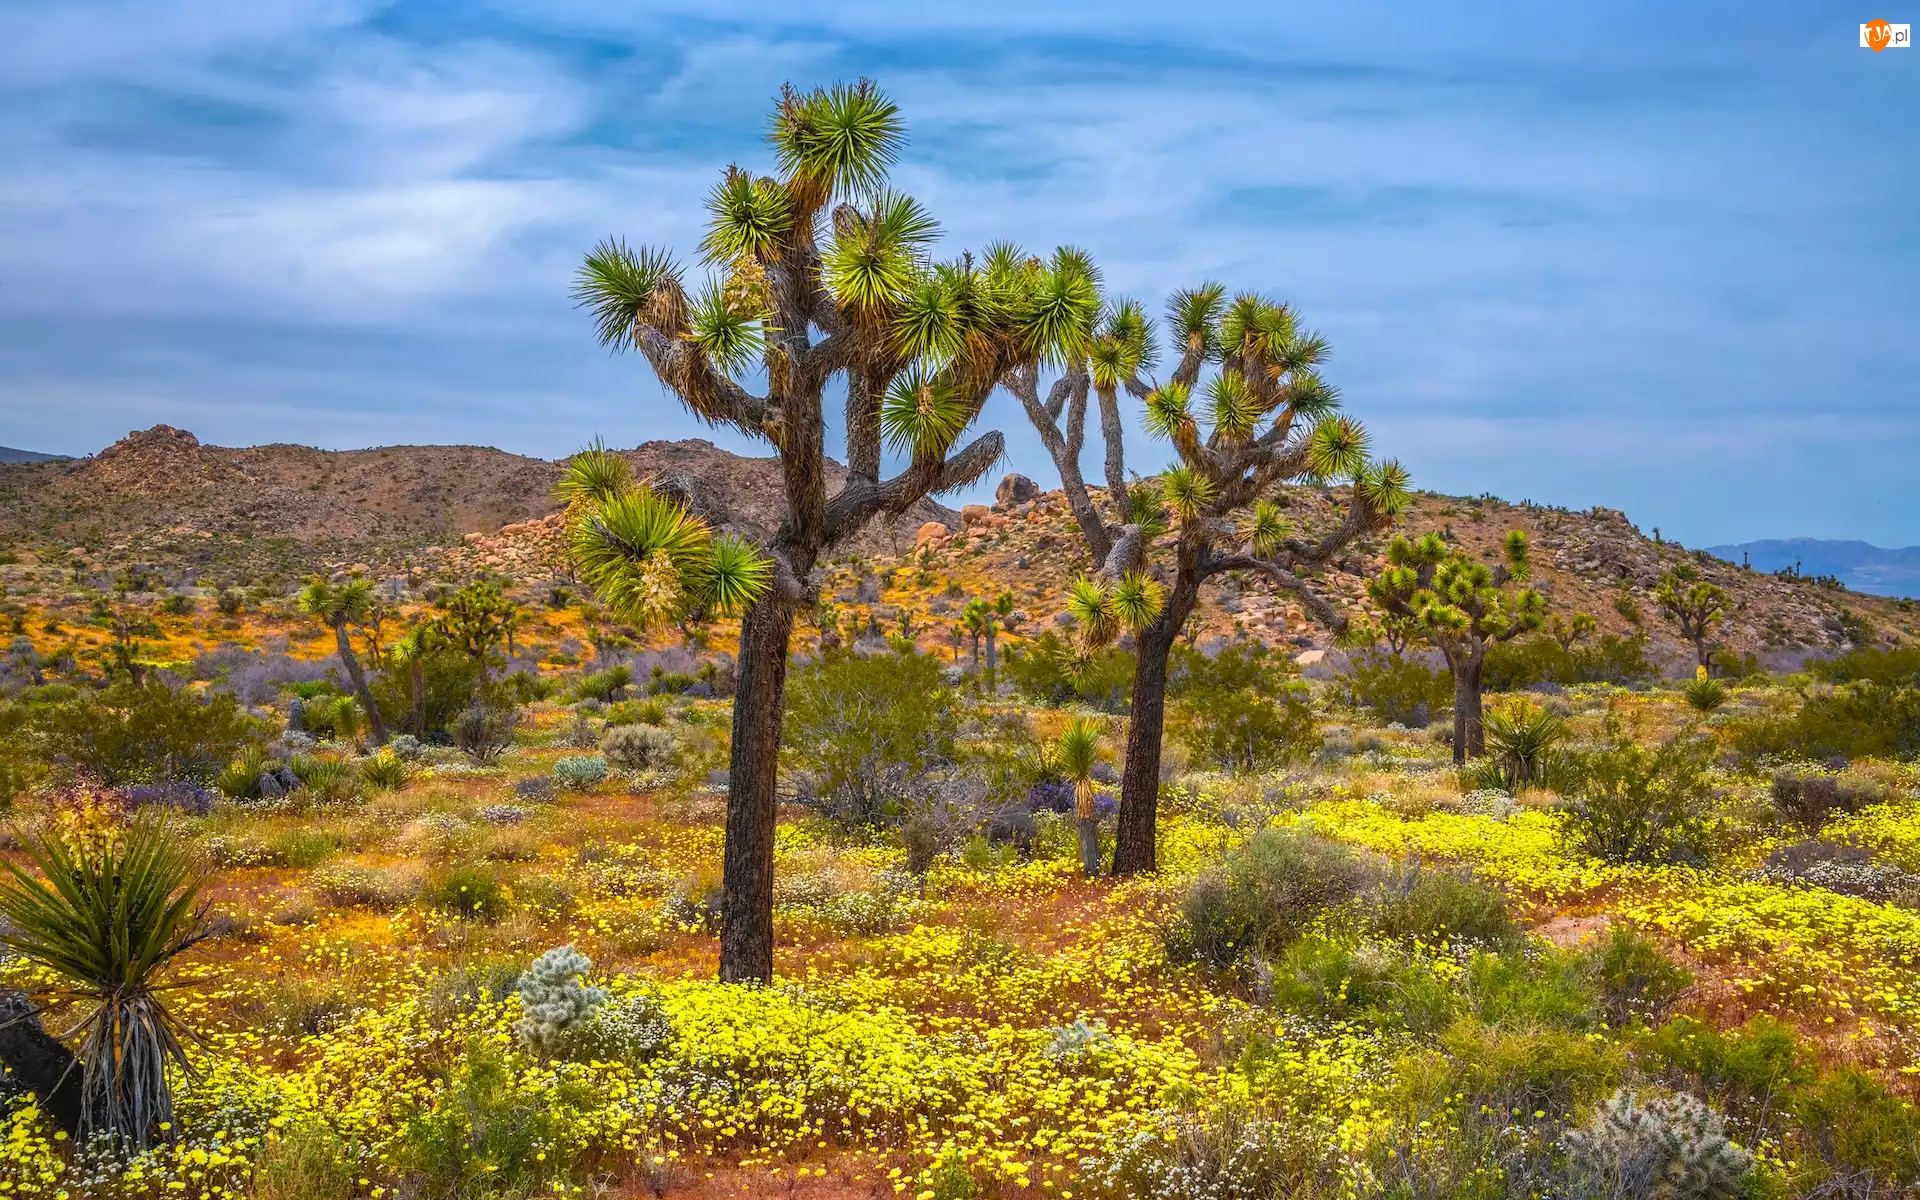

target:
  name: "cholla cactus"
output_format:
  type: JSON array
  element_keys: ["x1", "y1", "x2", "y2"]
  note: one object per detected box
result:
[
  {"x1": 516, "y1": 945, "x2": 606, "y2": 1056},
  {"x1": 1044, "y1": 1017, "x2": 1113, "y2": 1061},
  {"x1": 1564, "y1": 1090, "x2": 1751, "y2": 1200}
]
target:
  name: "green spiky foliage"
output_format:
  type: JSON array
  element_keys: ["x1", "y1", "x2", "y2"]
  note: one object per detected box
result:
[
  {"x1": 1012, "y1": 282, "x2": 1408, "y2": 875},
  {"x1": 297, "y1": 576, "x2": 389, "y2": 747},
  {"x1": 572, "y1": 81, "x2": 1029, "y2": 983},
  {"x1": 1550, "y1": 611, "x2": 1599, "y2": 652},
  {"x1": 1367, "y1": 530, "x2": 1548, "y2": 763},
  {"x1": 0, "y1": 815, "x2": 211, "y2": 1151},
  {"x1": 561, "y1": 449, "x2": 771, "y2": 631},
  {"x1": 1654, "y1": 566, "x2": 1731, "y2": 671},
  {"x1": 1058, "y1": 716, "x2": 1105, "y2": 876}
]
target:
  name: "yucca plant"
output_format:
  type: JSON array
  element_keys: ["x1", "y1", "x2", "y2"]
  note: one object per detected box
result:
[
  {"x1": 214, "y1": 744, "x2": 274, "y2": 800},
  {"x1": 1011, "y1": 281, "x2": 1408, "y2": 873},
  {"x1": 359, "y1": 745, "x2": 410, "y2": 792},
  {"x1": 1059, "y1": 718, "x2": 1103, "y2": 877},
  {"x1": 1683, "y1": 666, "x2": 1729, "y2": 714},
  {"x1": 572, "y1": 80, "x2": 1061, "y2": 981},
  {"x1": 0, "y1": 815, "x2": 211, "y2": 1150},
  {"x1": 1481, "y1": 698, "x2": 1566, "y2": 792}
]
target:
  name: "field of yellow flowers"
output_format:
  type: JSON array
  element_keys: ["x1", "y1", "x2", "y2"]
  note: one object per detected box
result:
[{"x1": 3, "y1": 678, "x2": 1920, "y2": 1199}]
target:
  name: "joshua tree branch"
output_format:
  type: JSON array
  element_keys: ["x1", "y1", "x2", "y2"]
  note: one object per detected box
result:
[
  {"x1": 1207, "y1": 553, "x2": 1348, "y2": 632},
  {"x1": 634, "y1": 326, "x2": 771, "y2": 437}
]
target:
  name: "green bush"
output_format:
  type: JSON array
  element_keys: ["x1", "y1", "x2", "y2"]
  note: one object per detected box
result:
[
  {"x1": 1460, "y1": 948, "x2": 1600, "y2": 1031},
  {"x1": 452, "y1": 701, "x2": 518, "y2": 764},
  {"x1": 371, "y1": 649, "x2": 486, "y2": 740},
  {"x1": 1265, "y1": 937, "x2": 1455, "y2": 1035},
  {"x1": 399, "y1": 1045, "x2": 584, "y2": 1199},
  {"x1": 1587, "y1": 926, "x2": 1692, "y2": 1027},
  {"x1": 422, "y1": 866, "x2": 510, "y2": 922},
  {"x1": 1769, "y1": 766, "x2": 1891, "y2": 830},
  {"x1": 570, "y1": 664, "x2": 633, "y2": 703},
  {"x1": 1733, "y1": 681, "x2": 1920, "y2": 762},
  {"x1": 1169, "y1": 643, "x2": 1317, "y2": 771},
  {"x1": 1791, "y1": 1068, "x2": 1920, "y2": 1194},
  {"x1": 551, "y1": 755, "x2": 610, "y2": 789},
  {"x1": 1562, "y1": 737, "x2": 1715, "y2": 865},
  {"x1": 1337, "y1": 647, "x2": 1453, "y2": 727},
  {"x1": 601, "y1": 724, "x2": 676, "y2": 771},
  {"x1": 34, "y1": 680, "x2": 260, "y2": 785},
  {"x1": 1643, "y1": 1016, "x2": 1809, "y2": 1138},
  {"x1": 1809, "y1": 645, "x2": 1920, "y2": 687},
  {"x1": 1168, "y1": 829, "x2": 1372, "y2": 972},
  {"x1": 783, "y1": 650, "x2": 961, "y2": 827},
  {"x1": 1004, "y1": 631, "x2": 1134, "y2": 711},
  {"x1": 1369, "y1": 864, "x2": 1519, "y2": 948},
  {"x1": 1482, "y1": 634, "x2": 1657, "y2": 691}
]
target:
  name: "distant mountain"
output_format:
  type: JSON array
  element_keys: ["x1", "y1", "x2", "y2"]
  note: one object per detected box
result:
[
  {"x1": 1708, "y1": 538, "x2": 1920, "y2": 598},
  {"x1": 0, "y1": 446, "x2": 64, "y2": 464}
]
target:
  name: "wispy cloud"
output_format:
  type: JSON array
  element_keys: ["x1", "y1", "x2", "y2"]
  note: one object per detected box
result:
[{"x1": 0, "y1": 3, "x2": 1913, "y2": 546}]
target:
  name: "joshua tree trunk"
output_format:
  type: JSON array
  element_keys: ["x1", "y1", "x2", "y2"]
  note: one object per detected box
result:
[
  {"x1": 1113, "y1": 570, "x2": 1200, "y2": 876},
  {"x1": 1692, "y1": 634, "x2": 1711, "y2": 672},
  {"x1": 718, "y1": 597, "x2": 796, "y2": 984},
  {"x1": 984, "y1": 623, "x2": 997, "y2": 694},
  {"x1": 1449, "y1": 648, "x2": 1486, "y2": 765},
  {"x1": 331, "y1": 620, "x2": 388, "y2": 746},
  {"x1": 410, "y1": 659, "x2": 427, "y2": 738},
  {"x1": 1077, "y1": 818, "x2": 1101, "y2": 876}
]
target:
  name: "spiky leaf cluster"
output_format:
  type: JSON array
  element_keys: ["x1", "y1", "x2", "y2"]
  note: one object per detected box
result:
[
  {"x1": 560, "y1": 446, "x2": 771, "y2": 629},
  {"x1": 1368, "y1": 531, "x2": 1546, "y2": 650}
]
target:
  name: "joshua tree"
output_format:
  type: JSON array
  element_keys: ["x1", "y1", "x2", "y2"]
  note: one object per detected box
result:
[
  {"x1": 987, "y1": 590, "x2": 1015, "y2": 692},
  {"x1": 1026, "y1": 284, "x2": 1408, "y2": 874},
  {"x1": 1549, "y1": 611, "x2": 1599, "y2": 652},
  {"x1": 435, "y1": 579, "x2": 518, "y2": 673},
  {"x1": 1367, "y1": 531, "x2": 1547, "y2": 763},
  {"x1": 298, "y1": 576, "x2": 389, "y2": 746},
  {"x1": 0, "y1": 813, "x2": 211, "y2": 1150},
  {"x1": 571, "y1": 82, "x2": 1093, "y2": 982},
  {"x1": 388, "y1": 623, "x2": 443, "y2": 738},
  {"x1": 1654, "y1": 566, "x2": 1729, "y2": 671},
  {"x1": 962, "y1": 598, "x2": 988, "y2": 672},
  {"x1": 1058, "y1": 716, "x2": 1102, "y2": 876}
]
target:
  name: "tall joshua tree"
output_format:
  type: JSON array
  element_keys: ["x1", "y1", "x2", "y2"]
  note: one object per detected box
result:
[
  {"x1": 1367, "y1": 531, "x2": 1547, "y2": 763},
  {"x1": 572, "y1": 82, "x2": 1088, "y2": 982},
  {"x1": 1654, "y1": 565, "x2": 1729, "y2": 671},
  {"x1": 1034, "y1": 285, "x2": 1409, "y2": 875},
  {"x1": 298, "y1": 576, "x2": 389, "y2": 747}
]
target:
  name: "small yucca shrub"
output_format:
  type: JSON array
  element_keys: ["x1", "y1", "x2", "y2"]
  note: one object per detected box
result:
[
  {"x1": 359, "y1": 746, "x2": 410, "y2": 792},
  {"x1": 0, "y1": 814, "x2": 211, "y2": 1150}
]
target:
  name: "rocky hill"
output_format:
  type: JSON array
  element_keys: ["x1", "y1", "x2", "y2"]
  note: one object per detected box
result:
[
  {"x1": 1, "y1": 426, "x2": 1912, "y2": 670},
  {"x1": 0, "y1": 425, "x2": 955, "y2": 579}
]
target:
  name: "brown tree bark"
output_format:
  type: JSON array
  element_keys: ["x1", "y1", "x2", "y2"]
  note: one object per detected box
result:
[
  {"x1": 1450, "y1": 650, "x2": 1486, "y2": 765},
  {"x1": 717, "y1": 596, "x2": 796, "y2": 984},
  {"x1": 1112, "y1": 565, "x2": 1200, "y2": 876},
  {"x1": 332, "y1": 620, "x2": 389, "y2": 746}
]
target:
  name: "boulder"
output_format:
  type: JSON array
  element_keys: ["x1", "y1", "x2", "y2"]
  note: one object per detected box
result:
[
  {"x1": 995, "y1": 473, "x2": 1040, "y2": 507},
  {"x1": 915, "y1": 521, "x2": 950, "y2": 547},
  {"x1": 960, "y1": 505, "x2": 992, "y2": 528}
]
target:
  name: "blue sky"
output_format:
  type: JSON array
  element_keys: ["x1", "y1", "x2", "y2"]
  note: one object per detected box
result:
[{"x1": 0, "y1": 1, "x2": 1914, "y2": 546}]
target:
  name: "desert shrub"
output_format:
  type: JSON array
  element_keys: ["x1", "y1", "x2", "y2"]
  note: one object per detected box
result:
[
  {"x1": 551, "y1": 755, "x2": 610, "y2": 789},
  {"x1": 1482, "y1": 634, "x2": 1658, "y2": 692},
  {"x1": 601, "y1": 724, "x2": 676, "y2": 771},
  {"x1": 1369, "y1": 864, "x2": 1519, "y2": 948},
  {"x1": 358, "y1": 746, "x2": 410, "y2": 791},
  {"x1": 289, "y1": 756, "x2": 360, "y2": 805},
  {"x1": 1435, "y1": 1020, "x2": 1623, "y2": 1120},
  {"x1": 571, "y1": 664, "x2": 633, "y2": 703},
  {"x1": 249, "y1": 1126, "x2": 358, "y2": 1200},
  {"x1": 1168, "y1": 829, "x2": 1372, "y2": 971},
  {"x1": 159, "y1": 593, "x2": 195, "y2": 617},
  {"x1": 1461, "y1": 948, "x2": 1601, "y2": 1031},
  {"x1": 1482, "y1": 698, "x2": 1567, "y2": 792},
  {"x1": 1338, "y1": 647, "x2": 1453, "y2": 727},
  {"x1": 398, "y1": 1046, "x2": 583, "y2": 1200},
  {"x1": 387, "y1": 733, "x2": 426, "y2": 760},
  {"x1": 371, "y1": 648, "x2": 486, "y2": 740},
  {"x1": 783, "y1": 650, "x2": 962, "y2": 828},
  {"x1": 1087, "y1": 1107, "x2": 1337, "y2": 1200},
  {"x1": 1733, "y1": 681, "x2": 1920, "y2": 762},
  {"x1": 1169, "y1": 643, "x2": 1316, "y2": 772},
  {"x1": 33, "y1": 680, "x2": 260, "y2": 785},
  {"x1": 452, "y1": 701, "x2": 518, "y2": 764},
  {"x1": 1681, "y1": 675, "x2": 1728, "y2": 713},
  {"x1": 1563, "y1": 1090, "x2": 1752, "y2": 1200},
  {"x1": 1768, "y1": 767, "x2": 1889, "y2": 830},
  {"x1": 605, "y1": 697, "x2": 668, "y2": 727},
  {"x1": 1004, "y1": 631, "x2": 1134, "y2": 711},
  {"x1": 426, "y1": 960, "x2": 525, "y2": 1028},
  {"x1": 1587, "y1": 926, "x2": 1692, "y2": 1027},
  {"x1": 1562, "y1": 737, "x2": 1716, "y2": 865},
  {"x1": 299, "y1": 694, "x2": 360, "y2": 742},
  {"x1": 215, "y1": 588, "x2": 246, "y2": 617},
  {"x1": 1265, "y1": 938, "x2": 1455, "y2": 1035},
  {"x1": 1810, "y1": 645, "x2": 1920, "y2": 688},
  {"x1": 268, "y1": 827, "x2": 344, "y2": 869},
  {"x1": 1790, "y1": 1069, "x2": 1920, "y2": 1194},
  {"x1": 215, "y1": 745, "x2": 278, "y2": 801},
  {"x1": 1643, "y1": 1017, "x2": 1810, "y2": 1138},
  {"x1": 422, "y1": 866, "x2": 510, "y2": 922},
  {"x1": 515, "y1": 945, "x2": 605, "y2": 1057}
]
